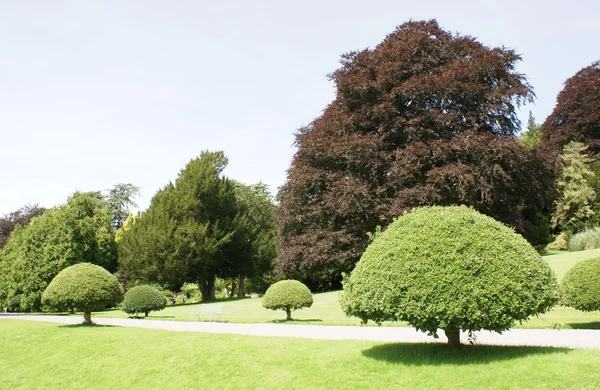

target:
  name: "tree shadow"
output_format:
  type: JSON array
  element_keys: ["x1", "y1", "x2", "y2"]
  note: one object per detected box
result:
[
  {"x1": 58, "y1": 323, "x2": 119, "y2": 328},
  {"x1": 362, "y1": 342, "x2": 571, "y2": 366},
  {"x1": 269, "y1": 319, "x2": 323, "y2": 324},
  {"x1": 148, "y1": 315, "x2": 176, "y2": 319},
  {"x1": 566, "y1": 321, "x2": 600, "y2": 330}
]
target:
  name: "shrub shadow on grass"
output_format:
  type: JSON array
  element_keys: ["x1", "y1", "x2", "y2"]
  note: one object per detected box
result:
[
  {"x1": 58, "y1": 323, "x2": 119, "y2": 328},
  {"x1": 362, "y1": 343, "x2": 570, "y2": 365},
  {"x1": 566, "y1": 321, "x2": 600, "y2": 330},
  {"x1": 269, "y1": 319, "x2": 323, "y2": 324}
]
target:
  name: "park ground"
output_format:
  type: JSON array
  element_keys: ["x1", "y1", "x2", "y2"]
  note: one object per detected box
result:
[{"x1": 2, "y1": 249, "x2": 600, "y2": 389}]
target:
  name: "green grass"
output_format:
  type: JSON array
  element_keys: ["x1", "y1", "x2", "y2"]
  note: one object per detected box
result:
[
  {"x1": 85, "y1": 249, "x2": 600, "y2": 329},
  {"x1": 542, "y1": 248, "x2": 600, "y2": 280},
  {"x1": 1, "y1": 320, "x2": 599, "y2": 389}
]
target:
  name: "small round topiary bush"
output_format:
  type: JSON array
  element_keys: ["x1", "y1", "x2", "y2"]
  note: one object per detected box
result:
[
  {"x1": 262, "y1": 280, "x2": 313, "y2": 320},
  {"x1": 121, "y1": 285, "x2": 167, "y2": 317},
  {"x1": 42, "y1": 263, "x2": 124, "y2": 324},
  {"x1": 560, "y1": 258, "x2": 600, "y2": 311},
  {"x1": 340, "y1": 205, "x2": 559, "y2": 346}
]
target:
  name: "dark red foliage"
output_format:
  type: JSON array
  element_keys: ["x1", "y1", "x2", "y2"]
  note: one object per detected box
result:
[
  {"x1": 541, "y1": 61, "x2": 600, "y2": 154},
  {"x1": 276, "y1": 20, "x2": 555, "y2": 289}
]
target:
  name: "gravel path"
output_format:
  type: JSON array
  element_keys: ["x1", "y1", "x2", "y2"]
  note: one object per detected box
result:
[{"x1": 2, "y1": 314, "x2": 600, "y2": 349}]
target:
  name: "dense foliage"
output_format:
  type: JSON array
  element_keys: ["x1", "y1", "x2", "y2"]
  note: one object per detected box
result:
[
  {"x1": 276, "y1": 19, "x2": 555, "y2": 289},
  {"x1": 541, "y1": 61, "x2": 600, "y2": 155},
  {"x1": 552, "y1": 142, "x2": 596, "y2": 233},
  {"x1": 560, "y1": 258, "x2": 600, "y2": 312},
  {"x1": 118, "y1": 152, "x2": 276, "y2": 300},
  {"x1": 339, "y1": 206, "x2": 558, "y2": 346},
  {"x1": 120, "y1": 285, "x2": 166, "y2": 317},
  {"x1": 0, "y1": 192, "x2": 116, "y2": 311},
  {"x1": 262, "y1": 280, "x2": 313, "y2": 320},
  {"x1": 0, "y1": 204, "x2": 45, "y2": 249},
  {"x1": 220, "y1": 182, "x2": 277, "y2": 296},
  {"x1": 42, "y1": 263, "x2": 124, "y2": 324}
]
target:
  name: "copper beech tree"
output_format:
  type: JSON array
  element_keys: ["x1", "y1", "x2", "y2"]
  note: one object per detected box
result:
[
  {"x1": 541, "y1": 61, "x2": 600, "y2": 155},
  {"x1": 276, "y1": 20, "x2": 555, "y2": 289}
]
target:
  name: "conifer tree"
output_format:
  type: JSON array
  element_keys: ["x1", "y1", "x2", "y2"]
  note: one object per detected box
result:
[{"x1": 552, "y1": 141, "x2": 596, "y2": 233}]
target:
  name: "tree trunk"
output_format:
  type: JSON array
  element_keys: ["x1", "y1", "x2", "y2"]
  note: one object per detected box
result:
[
  {"x1": 445, "y1": 329, "x2": 460, "y2": 346},
  {"x1": 237, "y1": 275, "x2": 245, "y2": 298},
  {"x1": 198, "y1": 276, "x2": 208, "y2": 302},
  {"x1": 145, "y1": 311, "x2": 148, "y2": 317},
  {"x1": 208, "y1": 275, "x2": 216, "y2": 300},
  {"x1": 83, "y1": 311, "x2": 92, "y2": 325},
  {"x1": 230, "y1": 280, "x2": 236, "y2": 298},
  {"x1": 285, "y1": 308, "x2": 292, "y2": 321}
]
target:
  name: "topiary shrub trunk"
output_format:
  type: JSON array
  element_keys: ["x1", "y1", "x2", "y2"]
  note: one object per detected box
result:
[
  {"x1": 286, "y1": 308, "x2": 292, "y2": 321},
  {"x1": 445, "y1": 329, "x2": 460, "y2": 347}
]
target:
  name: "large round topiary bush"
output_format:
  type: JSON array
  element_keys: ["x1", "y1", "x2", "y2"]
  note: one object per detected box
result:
[
  {"x1": 262, "y1": 280, "x2": 313, "y2": 320},
  {"x1": 339, "y1": 205, "x2": 559, "y2": 346},
  {"x1": 42, "y1": 263, "x2": 124, "y2": 324},
  {"x1": 121, "y1": 285, "x2": 167, "y2": 317},
  {"x1": 560, "y1": 258, "x2": 600, "y2": 311}
]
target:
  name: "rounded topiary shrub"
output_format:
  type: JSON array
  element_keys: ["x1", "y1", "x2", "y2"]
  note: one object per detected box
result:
[
  {"x1": 340, "y1": 205, "x2": 559, "y2": 346},
  {"x1": 262, "y1": 280, "x2": 313, "y2": 320},
  {"x1": 560, "y1": 258, "x2": 600, "y2": 311},
  {"x1": 121, "y1": 285, "x2": 167, "y2": 317},
  {"x1": 42, "y1": 263, "x2": 124, "y2": 324}
]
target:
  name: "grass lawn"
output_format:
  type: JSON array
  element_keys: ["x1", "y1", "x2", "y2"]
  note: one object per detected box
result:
[
  {"x1": 85, "y1": 249, "x2": 600, "y2": 330},
  {"x1": 1, "y1": 320, "x2": 600, "y2": 390}
]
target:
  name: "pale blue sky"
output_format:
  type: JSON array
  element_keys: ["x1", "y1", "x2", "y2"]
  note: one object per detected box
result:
[{"x1": 1, "y1": 0, "x2": 598, "y2": 215}]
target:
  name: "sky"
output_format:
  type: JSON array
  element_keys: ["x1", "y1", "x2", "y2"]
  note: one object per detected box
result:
[{"x1": 1, "y1": 0, "x2": 599, "y2": 215}]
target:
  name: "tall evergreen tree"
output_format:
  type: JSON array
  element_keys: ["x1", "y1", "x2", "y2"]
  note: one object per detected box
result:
[
  {"x1": 552, "y1": 141, "x2": 596, "y2": 233},
  {"x1": 276, "y1": 20, "x2": 555, "y2": 289},
  {"x1": 519, "y1": 111, "x2": 542, "y2": 149},
  {"x1": 219, "y1": 182, "x2": 277, "y2": 296},
  {"x1": 118, "y1": 151, "x2": 239, "y2": 300}
]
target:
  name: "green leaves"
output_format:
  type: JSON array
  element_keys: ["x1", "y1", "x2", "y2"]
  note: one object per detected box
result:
[
  {"x1": 0, "y1": 193, "x2": 116, "y2": 312},
  {"x1": 262, "y1": 280, "x2": 313, "y2": 313},
  {"x1": 120, "y1": 285, "x2": 167, "y2": 316},
  {"x1": 340, "y1": 206, "x2": 559, "y2": 338},
  {"x1": 560, "y1": 257, "x2": 600, "y2": 312},
  {"x1": 42, "y1": 263, "x2": 123, "y2": 314},
  {"x1": 552, "y1": 141, "x2": 596, "y2": 233}
]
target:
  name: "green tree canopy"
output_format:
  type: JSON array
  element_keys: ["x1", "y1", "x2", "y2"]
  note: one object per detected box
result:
[
  {"x1": 0, "y1": 192, "x2": 116, "y2": 311},
  {"x1": 0, "y1": 203, "x2": 45, "y2": 249},
  {"x1": 519, "y1": 111, "x2": 542, "y2": 149},
  {"x1": 42, "y1": 263, "x2": 123, "y2": 324},
  {"x1": 219, "y1": 182, "x2": 277, "y2": 296},
  {"x1": 552, "y1": 141, "x2": 596, "y2": 233},
  {"x1": 106, "y1": 183, "x2": 140, "y2": 230},
  {"x1": 340, "y1": 206, "x2": 558, "y2": 346},
  {"x1": 118, "y1": 151, "x2": 239, "y2": 300}
]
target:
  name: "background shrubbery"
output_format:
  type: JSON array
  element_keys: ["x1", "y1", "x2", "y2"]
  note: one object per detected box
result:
[{"x1": 568, "y1": 227, "x2": 600, "y2": 251}]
